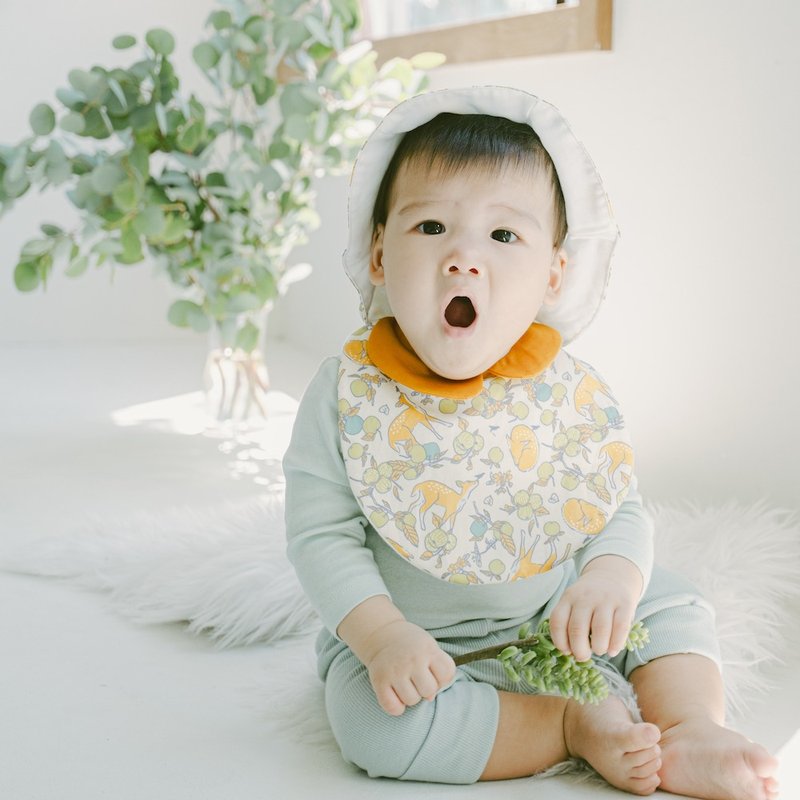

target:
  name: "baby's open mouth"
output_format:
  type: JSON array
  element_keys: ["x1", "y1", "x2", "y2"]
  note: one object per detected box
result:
[{"x1": 444, "y1": 296, "x2": 476, "y2": 328}]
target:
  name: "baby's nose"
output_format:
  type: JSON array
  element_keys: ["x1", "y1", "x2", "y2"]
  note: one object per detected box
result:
[{"x1": 447, "y1": 264, "x2": 480, "y2": 276}]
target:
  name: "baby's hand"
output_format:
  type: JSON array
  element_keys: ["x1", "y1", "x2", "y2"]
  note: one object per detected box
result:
[
  {"x1": 549, "y1": 555, "x2": 643, "y2": 662},
  {"x1": 363, "y1": 619, "x2": 456, "y2": 716}
]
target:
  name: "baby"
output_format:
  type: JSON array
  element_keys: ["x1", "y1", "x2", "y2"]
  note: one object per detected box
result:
[{"x1": 284, "y1": 86, "x2": 778, "y2": 798}]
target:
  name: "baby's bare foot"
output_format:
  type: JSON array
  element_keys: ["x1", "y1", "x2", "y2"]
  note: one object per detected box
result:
[
  {"x1": 564, "y1": 696, "x2": 662, "y2": 795},
  {"x1": 658, "y1": 718, "x2": 779, "y2": 800}
]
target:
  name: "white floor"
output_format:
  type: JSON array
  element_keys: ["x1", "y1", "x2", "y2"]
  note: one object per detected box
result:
[{"x1": 1, "y1": 340, "x2": 798, "y2": 800}]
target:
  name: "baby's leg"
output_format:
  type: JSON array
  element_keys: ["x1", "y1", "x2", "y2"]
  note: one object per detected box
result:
[
  {"x1": 325, "y1": 642, "x2": 661, "y2": 789},
  {"x1": 324, "y1": 644, "x2": 500, "y2": 783},
  {"x1": 622, "y1": 566, "x2": 779, "y2": 800},
  {"x1": 482, "y1": 690, "x2": 662, "y2": 794},
  {"x1": 630, "y1": 654, "x2": 779, "y2": 800}
]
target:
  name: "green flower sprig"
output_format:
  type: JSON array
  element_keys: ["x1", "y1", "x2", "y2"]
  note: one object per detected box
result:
[{"x1": 453, "y1": 618, "x2": 650, "y2": 705}]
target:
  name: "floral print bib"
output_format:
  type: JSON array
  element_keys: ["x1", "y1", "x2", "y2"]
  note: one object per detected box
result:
[{"x1": 337, "y1": 327, "x2": 634, "y2": 584}]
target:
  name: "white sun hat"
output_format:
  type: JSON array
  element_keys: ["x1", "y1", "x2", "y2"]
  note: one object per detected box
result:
[{"x1": 342, "y1": 85, "x2": 619, "y2": 345}]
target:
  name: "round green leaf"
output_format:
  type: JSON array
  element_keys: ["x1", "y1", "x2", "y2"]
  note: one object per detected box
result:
[
  {"x1": 91, "y1": 163, "x2": 126, "y2": 195},
  {"x1": 127, "y1": 144, "x2": 150, "y2": 180},
  {"x1": 14, "y1": 261, "x2": 40, "y2": 292},
  {"x1": 192, "y1": 42, "x2": 220, "y2": 71},
  {"x1": 81, "y1": 107, "x2": 112, "y2": 139},
  {"x1": 60, "y1": 112, "x2": 86, "y2": 134},
  {"x1": 168, "y1": 299, "x2": 209, "y2": 332},
  {"x1": 45, "y1": 140, "x2": 66, "y2": 162},
  {"x1": 68, "y1": 69, "x2": 108, "y2": 102},
  {"x1": 330, "y1": 0, "x2": 360, "y2": 28},
  {"x1": 129, "y1": 104, "x2": 156, "y2": 132},
  {"x1": 40, "y1": 223, "x2": 64, "y2": 237},
  {"x1": 119, "y1": 225, "x2": 144, "y2": 263},
  {"x1": 64, "y1": 254, "x2": 89, "y2": 277},
  {"x1": 275, "y1": 20, "x2": 310, "y2": 50},
  {"x1": 106, "y1": 77, "x2": 128, "y2": 113},
  {"x1": 132, "y1": 206, "x2": 165, "y2": 237},
  {"x1": 68, "y1": 175, "x2": 94, "y2": 209},
  {"x1": 226, "y1": 292, "x2": 261, "y2": 314},
  {"x1": 6, "y1": 146, "x2": 28, "y2": 184},
  {"x1": 268, "y1": 142, "x2": 291, "y2": 164},
  {"x1": 303, "y1": 15, "x2": 331, "y2": 46},
  {"x1": 176, "y1": 119, "x2": 203, "y2": 152},
  {"x1": 30, "y1": 103, "x2": 56, "y2": 136},
  {"x1": 154, "y1": 102, "x2": 168, "y2": 135},
  {"x1": 145, "y1": 28, "x2": 175, "y2": 56},
  {"x1": 208, "y1": 10, "x2": 233, "y2": 30},
  {"x1": 279, "y1": 83, "x2": 321, "y2": 117},
  {"x1": 112, "y1": 179, "x2": 141, "y2": 212},
  {"x1": 235, "y1": 321, "x2": 260, "y2": 353},
  {"x1": 159, "y1": 214, "x2": 189, "y2": 244},
  {"x1": 112, "y1": 34, "x2": 137, "y2": 50},
  {"x1": 252, "y1": 75, "x2": 276, "y2": 106},
  {"x1": 324, "y1": 145, "x2": 342, "y2": 165},
  {"x1": 45, "y1": 141, "x2": 72, "y2": 184},
  {"x1": 243, "y1": 15, "x2": 268, "y2": 42},
  {"x1": 258, "y1": 165, "x2": 282, "y2": 193},
  {"x1": 284, "y1": 114, "x2": 311, "y2": 142},
  {"x1": 252, "y1": 265, "x2": 277, "y2": 303},
  {"x1": 231, "y1": 31, "x2": 257, "y2": 54},
  {"x1": 168, "y1": 299, "x2": 196, "y2": 327},
  {"x1": 21, "y1": 239, "x2": 53, "y2": 258},
  {"x1": 56, "y1": 87, "x2": 85, "y2": 109}
]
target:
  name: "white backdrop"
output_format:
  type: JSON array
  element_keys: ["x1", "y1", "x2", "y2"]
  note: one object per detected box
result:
[{"x1": 1, "y1": 0, "x2": 798, "y2": 511}]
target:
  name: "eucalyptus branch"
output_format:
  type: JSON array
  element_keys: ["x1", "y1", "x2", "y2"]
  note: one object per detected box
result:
[{"x1": 192, "y1": 176, "x2": 223, "y2": 222}]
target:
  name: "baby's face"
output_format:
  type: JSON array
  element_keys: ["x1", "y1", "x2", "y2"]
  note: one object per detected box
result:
[{"x1": 369, "y1": 159, "x2": 566, "y2": 380}]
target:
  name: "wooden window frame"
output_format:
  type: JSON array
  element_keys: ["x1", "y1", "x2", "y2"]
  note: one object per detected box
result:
[{"x1": 364, "y1": 0, "x2": 613, "y2": 65}]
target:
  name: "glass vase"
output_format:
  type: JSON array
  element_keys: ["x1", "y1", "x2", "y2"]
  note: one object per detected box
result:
[{"x1": 203, "y1": 308, "x2": 270, "y2": 425}]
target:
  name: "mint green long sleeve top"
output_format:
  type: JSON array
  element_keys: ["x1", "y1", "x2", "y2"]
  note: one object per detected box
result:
[{"x1": 284, "y1": 357, "x2": 654, "y2": 638}]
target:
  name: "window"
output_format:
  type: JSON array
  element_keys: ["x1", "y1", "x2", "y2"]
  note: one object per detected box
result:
[{"x1": 358, "y1": 0, "x2": 612, "y2": 64}]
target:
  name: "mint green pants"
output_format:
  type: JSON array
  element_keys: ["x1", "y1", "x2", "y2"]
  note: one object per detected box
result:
[{"x1": 316, "y1": 565, "x2": 721, "y2": 784}]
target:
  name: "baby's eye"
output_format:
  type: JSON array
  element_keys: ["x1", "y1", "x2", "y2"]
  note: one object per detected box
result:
[
  {"x1": 491, "y1": 229, "x2": 518, "y2": 244},
  {"x1": 417, "y1": 220, "x2": 445, "y2": 235}
]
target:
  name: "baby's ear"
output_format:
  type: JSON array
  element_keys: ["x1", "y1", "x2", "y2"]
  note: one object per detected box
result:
[
  {"x1": 544, "y1": 247, "x2": 567, "y2": 306},
  {"x1": 369, "y1": 225, "x2": 386, "y2": 286}
]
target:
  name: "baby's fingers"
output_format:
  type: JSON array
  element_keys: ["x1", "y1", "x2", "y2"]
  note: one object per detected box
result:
[
  {"x1": 566, "y1": 607, "x2": 593, "y2": 662},
  {"x1": 607, "y1": 611, "x2": 633, "y2": 657},
  {"x1": 589, "y1": 609, "x2": 613, "y2": 656},
  {"x1": 374, "y1": 682, "x2": 407, "y2": 716},
  {"x1": 548, "y1": 601, "x2": 573, "y2": 654},
  {"x1": 430, "y1": 652, "x2": 456, "y2": 692},
  {"x1": 411, "y1": 669, "x2": 440, "y2": 702}
]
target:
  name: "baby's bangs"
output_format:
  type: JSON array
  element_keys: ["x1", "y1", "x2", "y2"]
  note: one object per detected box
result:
[
  {"x1": 372, "y1": 112, "x2": 568, "y2": 247},
  {"x1": 409, "y1": 146, "x2": 547, "y2": 184},
  {"x1": 406, "y1": 113, "x2": 549, "y2": 178}
]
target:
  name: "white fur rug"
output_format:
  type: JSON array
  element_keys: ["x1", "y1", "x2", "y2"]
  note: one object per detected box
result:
[{"x1": 1, "y1": 495, "x2": 798, "y2": 757}]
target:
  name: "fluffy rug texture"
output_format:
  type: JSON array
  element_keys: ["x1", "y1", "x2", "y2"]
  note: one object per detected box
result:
[{"x1": 2, "y1": 494, "x2": 798, "y2": 784}]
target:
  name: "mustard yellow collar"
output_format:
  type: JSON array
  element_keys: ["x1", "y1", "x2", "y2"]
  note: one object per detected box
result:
[{"x1": 364, "y1": 317, "x2": 562, "y2": 400}]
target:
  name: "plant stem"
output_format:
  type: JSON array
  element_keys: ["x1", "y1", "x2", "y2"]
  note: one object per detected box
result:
[{"x1": 453, "y1": 636, "x2": 543, "y2": 667}]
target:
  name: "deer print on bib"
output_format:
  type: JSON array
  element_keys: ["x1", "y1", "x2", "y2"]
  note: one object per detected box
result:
[{"x1": 337, "y1": 327, "x2": 634, "y2": 584}]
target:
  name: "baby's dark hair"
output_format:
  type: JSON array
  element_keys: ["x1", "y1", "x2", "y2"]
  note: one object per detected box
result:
[{"x1": 371, "y1": 113, "x2": 568, "y2": 248}]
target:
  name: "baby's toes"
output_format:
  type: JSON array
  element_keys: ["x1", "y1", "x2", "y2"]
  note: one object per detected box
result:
[
  {"x1": 624, "y1": 743, "x2": 661, "y2": 768},
  {"x1": 623, "y1": 721, "x2": 661, "y2": 753},
  {"x1": 628, "y1": 773, "x2": 661, "y2": 796},
  {"x1": 764, "y1": 773, "x2": 780, "y2": 800},
  {"x1": 628, "y1": 753, "x2": 662, "y2": 779}
]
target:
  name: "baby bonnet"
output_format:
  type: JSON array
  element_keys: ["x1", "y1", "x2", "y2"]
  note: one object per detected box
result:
[{"x1": 342, "y1": 85, "x2": 619, "y2": 345}]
